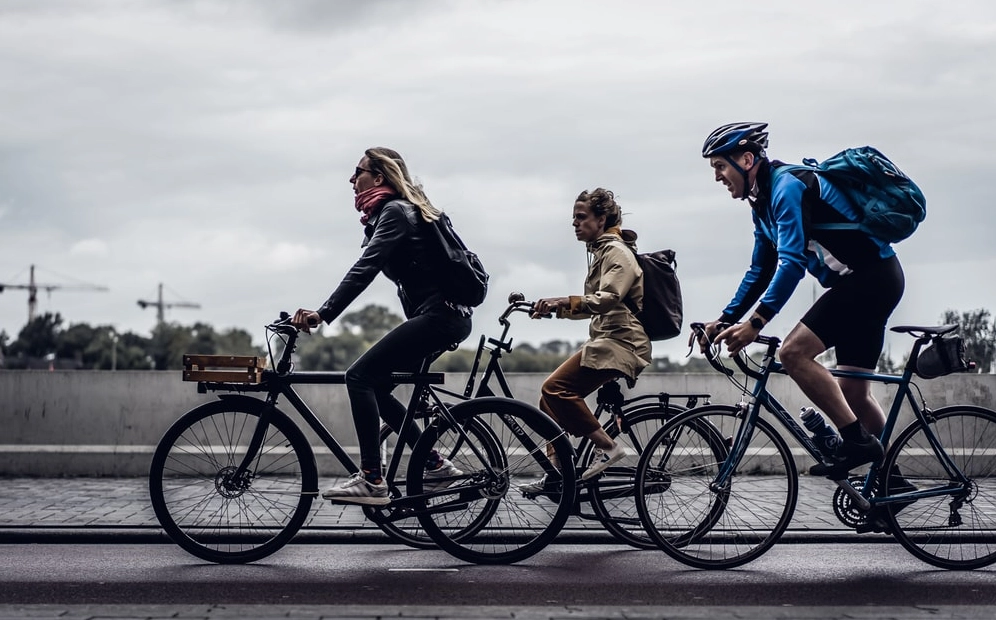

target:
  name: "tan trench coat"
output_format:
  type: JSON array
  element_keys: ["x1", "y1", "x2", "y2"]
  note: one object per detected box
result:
[{"x1": 556, "y1": 230, "x2": 652, "y2": 381}]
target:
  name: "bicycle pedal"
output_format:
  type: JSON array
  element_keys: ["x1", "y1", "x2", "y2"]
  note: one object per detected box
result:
[{"x1": 855, "y1": 519, "x2": 892, "y2": 535}]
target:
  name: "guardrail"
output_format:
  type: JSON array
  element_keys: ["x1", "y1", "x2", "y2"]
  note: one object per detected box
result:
[{"x1": 1, "y1": 370, "x2": 993, "y2": 476}]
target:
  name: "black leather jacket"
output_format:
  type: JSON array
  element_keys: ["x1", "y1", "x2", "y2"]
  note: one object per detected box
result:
[{"x1": 317, "y1": 199, "x2": 453, "y2": 323}]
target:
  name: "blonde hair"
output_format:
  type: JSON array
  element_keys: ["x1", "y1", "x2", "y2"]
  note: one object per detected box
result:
[{"x1": 365, "y1": 147, "x2": 441, "y2": 222}]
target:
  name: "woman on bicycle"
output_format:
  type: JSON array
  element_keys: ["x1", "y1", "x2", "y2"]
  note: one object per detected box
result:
[
  {"x1": 292, "y1": 147, "x2": 472, "y2": 505},
  {"x1": 523, "y1": 188, "x2": 651, "y2": 488}
]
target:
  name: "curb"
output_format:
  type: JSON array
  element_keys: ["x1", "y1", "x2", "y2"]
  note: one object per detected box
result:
[{"x1": 0, "y1": 526, "x2": 887, "y2": 545}]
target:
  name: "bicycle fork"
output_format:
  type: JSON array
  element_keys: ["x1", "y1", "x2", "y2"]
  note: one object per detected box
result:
[{"x1": 224, "y1": 393, "x2": 282, "y2": 494}]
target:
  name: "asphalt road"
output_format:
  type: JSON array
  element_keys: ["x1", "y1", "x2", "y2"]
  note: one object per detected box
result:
[{"x1": 3, "y1": 542, "x2": 995, "y2": 608}]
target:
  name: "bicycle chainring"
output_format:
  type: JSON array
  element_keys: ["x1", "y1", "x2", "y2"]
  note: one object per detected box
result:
[
  {"x1": 832, "y1": 476, "x2": 870, "y2": 528},
  {"x1": 362, "y1": 484, "x2": 410, "y2": 524}
]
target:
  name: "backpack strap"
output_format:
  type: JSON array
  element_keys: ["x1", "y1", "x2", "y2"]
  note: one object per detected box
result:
[
  {"x1": 606, "y1": 239, "x2": 642, "y2": 316},
  {"x1": 775, "y1": 163, "x2": 856, "y2": 237}
]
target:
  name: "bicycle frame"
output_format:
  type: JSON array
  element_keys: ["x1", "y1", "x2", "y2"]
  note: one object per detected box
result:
[
  {"x1": 195, "y1": 324, "x2": 503, "y2": 519},
  {"x1": 437, "y1": 296, "x2": 712, "y2": 506},
  {"x1": 705, "y1": 326, "x2": 972, "y2": 512}
]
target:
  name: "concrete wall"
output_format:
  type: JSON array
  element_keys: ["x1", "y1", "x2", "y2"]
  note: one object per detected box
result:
[{"x1": 1, "y1": 370, "x2": 994, "y2": 476}]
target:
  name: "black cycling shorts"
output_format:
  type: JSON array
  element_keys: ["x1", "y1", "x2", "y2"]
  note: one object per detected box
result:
[{"x1": 800, "y1": 255, "x2": 904, "y2": 369}]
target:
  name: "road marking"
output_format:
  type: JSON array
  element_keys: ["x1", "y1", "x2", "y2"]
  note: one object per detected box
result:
[{"x1": 388, "y1": 568, "x2": 459, "y2": 573}]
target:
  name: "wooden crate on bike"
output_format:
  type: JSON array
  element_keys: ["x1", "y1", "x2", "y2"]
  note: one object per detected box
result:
[{"x1": 182, "y1": 354, "x2": 267, "y2": 383}]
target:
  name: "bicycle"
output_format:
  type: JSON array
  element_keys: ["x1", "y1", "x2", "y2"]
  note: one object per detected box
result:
[
  {"x1": 426, "y1": 291, "x2": 713, "y2": 549},
  {"x1": 635, "y1": 321, "x2": 996, "y2": 570},
  {"x1": 149, "y1": 312, "x2": 577, "y2": 565}
]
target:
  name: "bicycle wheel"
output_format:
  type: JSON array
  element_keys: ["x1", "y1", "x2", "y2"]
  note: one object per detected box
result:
[
  {"x1": 635, "y1": 404, "x2": 798, "y2": 569},
  {"x1": 149, "y1": 397, "x2": 318, "y2": 564},
  {"x1": 366, "y1": 418, "x2": 499, "y2": 550},
  {"x1": 883, "y1": 405, "x2": 996, "y2": 569},
  {"x1": 410, "y1": 397, "x2": 577, "y2": 564},
  {"x1": 583, "y1": 402, "x2": 686, "y2": 549}
]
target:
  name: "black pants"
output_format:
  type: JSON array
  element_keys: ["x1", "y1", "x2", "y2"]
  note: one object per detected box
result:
[
  {"x1": 345, "y1": 307, "x2": 472, "y2": 471},
  {"x1": 801, "y1": 255, "x2": 904, "y2": 368}
]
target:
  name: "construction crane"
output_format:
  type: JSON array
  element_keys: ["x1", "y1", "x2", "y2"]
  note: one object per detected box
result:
[
  {"x1": 0, "y1": 264, "x2": 109, "y2": 323},
  {"x1": 137, "y1": 283, "x2": 201, "y2": 324}
]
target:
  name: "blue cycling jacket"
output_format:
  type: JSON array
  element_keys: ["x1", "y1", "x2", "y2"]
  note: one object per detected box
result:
[{"x1": 720, "y1": 160, "x2": 896, "y2": 324}]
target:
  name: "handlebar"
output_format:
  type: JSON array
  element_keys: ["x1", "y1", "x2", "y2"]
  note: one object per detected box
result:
[
  {"x1": 267, "y1": 311, "x2": 320, "y2": 333},
  {"x1": 500, "y1": 291, "x2": 552, "y2": 326},
  {"x1": 688, "y1": 321, "x2": 781, "y2": 381},
  {"x1": 267, "y1": 312, "x2": 299, "y2": 335},
  {"x1": 688, "y1": 322, "x2": 735, "y2": 377},
  {"x1": 265, "y1": 312, "x2": 305, "y2": 375}
]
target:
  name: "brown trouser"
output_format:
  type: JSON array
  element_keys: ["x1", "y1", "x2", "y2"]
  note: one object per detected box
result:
[{"x1": 538, "y1": 351, "x2": 621, "y2": 437}]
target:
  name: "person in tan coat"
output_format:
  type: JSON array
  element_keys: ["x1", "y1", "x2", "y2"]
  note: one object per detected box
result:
[{"x1": 525, "y1": 188, "x2": 651, "y2": 487}]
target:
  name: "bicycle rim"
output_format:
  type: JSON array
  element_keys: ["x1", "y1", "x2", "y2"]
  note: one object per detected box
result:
[
  {"x1": 411, "y1": 398, "x2": 577, "y2": 564},
  {"x1": 587, "y1": 402, "x2": 685, "y2": 549},
  {"x1": 149, "y1": 398, "x2": 317, "y2": 564},
  {"x1": 885, "y1": 405, "x2": 996, "y2": 569},
  {"x1": 636, "y1": 405, "x2": 798, "y2": 569}
]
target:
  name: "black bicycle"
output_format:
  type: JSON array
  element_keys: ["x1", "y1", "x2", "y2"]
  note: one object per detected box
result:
[
  {"x1": 424, "y1": 292, "x2": 713, "y2": 549},
  {"x1": 635, "y1": 322, "x2": 996, "y2": 570},
  {"x1": 149, "y1": 312, "x2": 577, "y2": 565}
]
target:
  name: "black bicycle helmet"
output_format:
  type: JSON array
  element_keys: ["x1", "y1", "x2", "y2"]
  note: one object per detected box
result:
[{"x1": 701, "y1": 122, "x2": 769, "y2": 158}]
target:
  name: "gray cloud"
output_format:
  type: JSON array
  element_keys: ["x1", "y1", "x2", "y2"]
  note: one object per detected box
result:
[{"x1": 1, "y1": 0, "x2": 994, "y2": 364}]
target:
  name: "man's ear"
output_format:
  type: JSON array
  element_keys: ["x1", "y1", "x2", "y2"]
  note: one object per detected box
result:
[{"x1": 742, "y1": 151, "x2": 756, "y2": 170}]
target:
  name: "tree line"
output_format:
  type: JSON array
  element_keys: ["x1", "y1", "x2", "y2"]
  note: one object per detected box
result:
[{"x1": 1, "y1": 304, "x2": 993, "y2": 374}]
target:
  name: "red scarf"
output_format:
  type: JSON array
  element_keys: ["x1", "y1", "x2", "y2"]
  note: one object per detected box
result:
[{"x1": 354, "y1": 186, "x2": 397, "y2": 225}]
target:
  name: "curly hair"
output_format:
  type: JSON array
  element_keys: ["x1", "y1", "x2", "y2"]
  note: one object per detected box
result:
[{"x1": 576, "y1": 188, "x2": 622, "y2": 229}]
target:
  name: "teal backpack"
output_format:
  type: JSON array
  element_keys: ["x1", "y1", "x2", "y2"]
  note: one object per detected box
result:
[{"x1": 784, "y1": 146, "x2": 926, "y2": 243}]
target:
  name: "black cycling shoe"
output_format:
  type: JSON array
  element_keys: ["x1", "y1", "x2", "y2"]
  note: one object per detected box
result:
[
  {"x1": 856, "y1": 469, "x2": 918, "y2": 535},
  {"x1": 809, "y1": 435, "x2": 884, "y2": 480},
  {"x1": 856, "y1": 509, "x2": 893, "y2": 534},
  {"x1": 878, "y1": 470, "x2": 918, "y2": 514},
  {"x1": 881, "y1": 471, "x2": 918, "y2": 499}
]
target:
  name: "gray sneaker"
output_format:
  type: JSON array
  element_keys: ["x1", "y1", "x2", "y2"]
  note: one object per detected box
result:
[
  {"x1": 423, "y1": 458, "x2": 463, "y2": 491},
  {"x1": 518, "y1": 474, "x2": 549, "y2": 495},
  {"x1": 582, "y1": 443, "x2": 628, "y2": 481},
  {"x1": 322, "y1": 472, "x2": 389, "y2": 506}
]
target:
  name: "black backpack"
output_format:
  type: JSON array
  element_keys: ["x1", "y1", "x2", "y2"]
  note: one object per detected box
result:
[
  {"x1": 622, "y1": 246, "x2": 683, "y2": 341},
  {"x1": 428, "y1": 212, "x2": 489, "y2": 307}
]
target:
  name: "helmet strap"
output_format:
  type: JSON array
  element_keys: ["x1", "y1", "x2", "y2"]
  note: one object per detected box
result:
[{"x1": 723, "y1": 154, "x2": 752, "y2": 201}]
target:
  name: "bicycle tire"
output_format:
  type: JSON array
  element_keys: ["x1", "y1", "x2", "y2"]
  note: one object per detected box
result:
[
  {"x1": 883, "y1": 405, "x2": 996, "y2": 570},
  {"x1": 149, "y1": 397, "x2": 318, "y2": 564},
  {"x1": 635, "y1": 404, "x2": 798, "y2": 570},
  {"x1": 583, "y1": 401, "x2": 687, "y2": 549},
  {"x1": 365, "y1": 417, "x2": 501, "y2": 549},
  {"x1": 410, "y1": 397, "x2": 577, "y2": 564}
]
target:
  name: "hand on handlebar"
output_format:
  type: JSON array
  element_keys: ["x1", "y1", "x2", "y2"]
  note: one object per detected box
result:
[
  {"x1": 689, "y1": 321, "x2": 736, "y2": 377},
  {"x1": 290, "y1": 309, "x2": 321, "y2": 334},
  {"x1": 689, "y1": 320, "x2": 726, "y2": 353},
  {"x1": 715, "y1": 321, "x2": 758, "y2": 356},
  {"x1": 531, "y1": 296, "x2": 567, "y2": 319}
]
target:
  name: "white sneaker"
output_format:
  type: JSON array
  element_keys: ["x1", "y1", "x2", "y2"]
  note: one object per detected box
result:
[
  {"x1": 582, "y1": 443, "x2": 628, "y2": 481},
  {"x1": 322, "y1": 472, "x2": 389, "y2": 506},
  {"x1": 423, "y1": 458, "x2": 463, "y2": 491},
  {"x1": 518, "y1": 474, "x2": 548, "y2": 495}
]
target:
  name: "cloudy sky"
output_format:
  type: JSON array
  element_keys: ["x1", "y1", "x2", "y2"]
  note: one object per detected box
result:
[{"x1": 1, "y1": 0, "x2": 994, "y2": 364}]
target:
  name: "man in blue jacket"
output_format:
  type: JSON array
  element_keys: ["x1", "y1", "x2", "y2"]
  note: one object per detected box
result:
[{"x1": 696, "y1": 122, "x2": 905, "y2": 480}]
